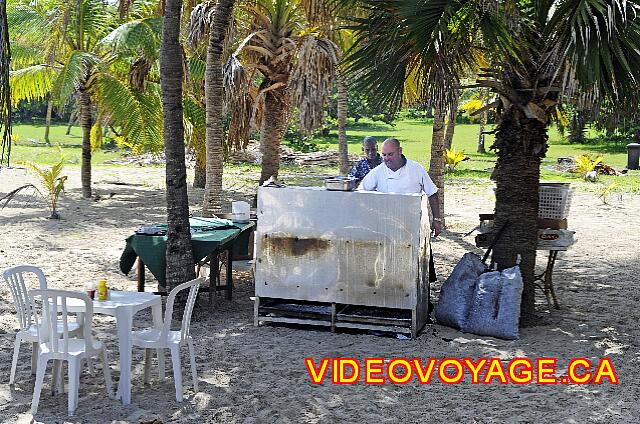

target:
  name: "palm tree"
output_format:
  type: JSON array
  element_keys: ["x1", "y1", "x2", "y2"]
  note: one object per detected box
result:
[
  {"x1": 224, "y1": 0, "x2": 340, "y2": 185},
  {"x1": 344, "y1": 0, "x2": 640, "y2": 321},
  {"x1": 443, "y1": 90, "x2": 459, "y2": 150},
  {"x1": 0, "y1": 0, "x2": 11, "y2": 166},
  {"x1": 161, "y1": 0, "x2": 196, "y2": 288},
  {"x1": 8, "y1": 0, "x2": 164, "y2": 197},
  {"x1": 188, "y1": 0, "x2": 236, "y2": 216}
]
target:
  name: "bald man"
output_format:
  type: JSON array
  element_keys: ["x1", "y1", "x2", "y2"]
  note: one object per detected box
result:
[{"x1": 359, "y1": 138, "x2": 442, "y2": 237}]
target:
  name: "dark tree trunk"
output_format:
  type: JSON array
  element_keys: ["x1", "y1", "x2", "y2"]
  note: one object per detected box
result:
[
  {"x1": 44, "y1": 98, "x2": 53, "y2": 145},
  {"x1": 194, "y1": 157, "x2": 206, "y2": 188},
  {"x1": 477, "y1": 89, "x2": 489, "y2": 154},
  {"x1": 568, "y1": 111, "x2": 586, "y2": 144},
  {"x1": 66, "y1": 110, "x2": 76, "y2": 135},
  {"x1": 492, "y1": 114, "x2": 547, "y2": 324},
  {"x1": 337, "y1": 73, "x2": 349, "y2": 175},
  {"x1": 428, "y1": 99, "x2": 446, "y2": 222},
  {"x1": 444, "y1": 92, "x2": 459, "y2": 150},
  {"x1": 0, "y1": 0, "x2": 12, "y2": 166},
  {"x1": 78, "y1": 88, "x2": 92, "y2": 198},
  {"x1": 160, "y1": 0, "x2": 195, "y2": 289},
  {"x1": 259, "y1": 88, "x2": 288, "y2": 185},
  {"x1": 477, "y1": 113, "x2": 487, "y2": 154},
  {"x1": 202, "y1": 0, "x2": 235, "y2": 216}
]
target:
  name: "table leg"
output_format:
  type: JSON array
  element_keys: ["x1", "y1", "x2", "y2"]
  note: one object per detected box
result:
[
  {"x1": 545, "y1": 250, "x2": 560, "y2": 309},
  {"x1": 211, "y1": 252, "x2": 219, "y2": 307},
  {"x1": 115, "y1": 307, "x2": 134, "y2": 405},
  {"x1": 137, "y1": 258, "x2": 145, "y2": 292},
  {"x1": 226, "y1": 247, "x2": 233, "y2": 300},
  {"x1": 151, "y1": 302, "x2": 165, "y2": 380}
]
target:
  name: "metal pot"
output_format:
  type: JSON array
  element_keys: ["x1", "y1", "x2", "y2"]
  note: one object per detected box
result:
[{"x1": 325, "y1": 176, "x2": 357, "y2": 191}]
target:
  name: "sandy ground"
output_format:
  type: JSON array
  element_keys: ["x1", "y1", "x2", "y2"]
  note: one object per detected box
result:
[{"x1": 0, "y1": 165, "x2": 639, "y2": 424}]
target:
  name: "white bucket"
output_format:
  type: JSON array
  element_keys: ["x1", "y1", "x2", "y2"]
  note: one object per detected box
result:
[{"x1": 231, "y1": 201, "x2": 250, "y2": 222}]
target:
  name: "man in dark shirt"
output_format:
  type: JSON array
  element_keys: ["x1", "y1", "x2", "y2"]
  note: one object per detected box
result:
[{"x1": 348, "y1": 136, "x2": 383, "y2": 183}]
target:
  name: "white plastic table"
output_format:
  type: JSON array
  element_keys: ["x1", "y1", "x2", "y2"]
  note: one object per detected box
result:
[{"x1": 64, "y1": 291, "x2": 163, "y2": 405}]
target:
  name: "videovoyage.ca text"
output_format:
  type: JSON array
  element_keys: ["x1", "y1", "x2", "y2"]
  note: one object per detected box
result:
[{"x1": 304, "y1": 357, "x2": 618, "y2": 385}]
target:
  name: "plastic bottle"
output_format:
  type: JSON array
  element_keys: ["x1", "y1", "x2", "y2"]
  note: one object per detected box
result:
[{"x1": 97, "y1": 279, "x2": 108, "y2": 301}]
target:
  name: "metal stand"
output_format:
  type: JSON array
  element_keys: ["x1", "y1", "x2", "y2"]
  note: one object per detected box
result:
[
  {"x1": 253, "y1": 296, "x2": 424, "y2": 338},
  {"x1": 534, "y1": 250, "x2": 560, "y2": 309}
]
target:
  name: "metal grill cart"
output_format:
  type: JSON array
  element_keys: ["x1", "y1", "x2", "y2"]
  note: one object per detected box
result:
[{"x1": 253, "y1": 186, "x2": 432, "y2": 338}]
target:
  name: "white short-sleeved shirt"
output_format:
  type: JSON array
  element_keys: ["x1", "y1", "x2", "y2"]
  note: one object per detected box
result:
[{"x1": 358, "y1": 158, "x2": 438, "y2": 195}]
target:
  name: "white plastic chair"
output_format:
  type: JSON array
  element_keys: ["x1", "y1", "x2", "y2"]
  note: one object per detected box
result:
[
  {"x1": 29, "y1": 289, "x2": 113, "y2": 416},
  {"x1": 131, "y1": 278, "x2": 202, "y2": 402},
  {"x1": 2, "y1": 265, "x2": 83, "y2": 385}
]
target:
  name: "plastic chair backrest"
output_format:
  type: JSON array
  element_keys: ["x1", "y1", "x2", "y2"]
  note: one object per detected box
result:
[
  {"x1": 2, "y1": 265, "x2": 48, "y2": 331},
  {"x1": 29, "y1": 289, "x2": 94, "y2": 357},
  {"x1": 161, "y1": 278, "x2": 202, "y2": 344}
]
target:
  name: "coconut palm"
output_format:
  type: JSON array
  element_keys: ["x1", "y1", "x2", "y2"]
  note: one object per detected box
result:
[
  {"x1": 344, "y1": 0, "x2": 640, "y2": 320},
  {"x1": 8, "y1": 0, "x2": 164, "y2": 197},
  {"x1": 225, "y1": 0, "x2": 340, "y2": 185},
  {"x1": 187, "y1": 0, "x2": 236, "y2": 215},
  {"x1": 161, "y1": 0, "x2": 196, "y2": 288}
]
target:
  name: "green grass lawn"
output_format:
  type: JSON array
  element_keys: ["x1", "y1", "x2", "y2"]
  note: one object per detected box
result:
[
  {"x1": 9, "y1": 123, "x2": 120, "y2": 165},
  {"x1": 311, "y1": 117, "x2": 639, "y2": 192},
  {"x1": 7, "y1": 119, "x2": 639, "y2": 193}
]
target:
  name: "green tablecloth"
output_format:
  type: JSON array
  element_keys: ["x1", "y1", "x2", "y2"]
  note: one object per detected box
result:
[{"x1": 119, "y1": 217, "x2": 254, "y2": 285}]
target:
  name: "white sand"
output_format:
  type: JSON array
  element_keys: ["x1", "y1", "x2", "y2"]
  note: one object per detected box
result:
[{"x1": 1, "y1": 165, "x2": 639, "y2": 423}]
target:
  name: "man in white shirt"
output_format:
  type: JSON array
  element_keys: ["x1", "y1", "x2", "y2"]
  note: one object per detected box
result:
[{"x1": 359, "y1": 138, "x2": 442, "y2": 237}]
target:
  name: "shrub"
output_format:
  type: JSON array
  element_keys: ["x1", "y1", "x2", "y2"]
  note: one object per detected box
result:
[{"x1": 444, "y1": 147, "x2": 467, "y2": 173}]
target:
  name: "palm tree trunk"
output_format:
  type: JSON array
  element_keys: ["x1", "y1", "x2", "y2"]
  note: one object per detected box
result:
[
  {"x1": 568, "y1": 110, "x2": 586, "y2": 144},
  {"x1": 0, "y1": 0, "x2": 12, "y2": 166},
  {"x1": 428, "y1": 99, "x2": 446, "y2": 223},
  {"x1": 337, "y1": 73, "x2": 349, "y2": 175},
  {"x1": 194, "y1": 156, "x2": 206, "y2": 188},
  {"x1": 259, "y1": 88, "x2": 288, "y2": 185},
  {"x1": 160, "y1": 0, "x2": 195, "y2": 289},
  {"x1": 44, "y1": 98, "x2": 53, "y2": 145},
  {"x1": 78, "y1": 87, "x2": 92, "y2": 198},
  {"x1": 443, "y1": 92, "x2": 459, "y2": 150},
  {"x1": 66, "y1": 109, "x2": 76, "y2": 135},
  {"x1": 202, "y1": 0, "x2": 235, "y2": 216},
  {"x1": 477, "y1": 109, "x2": 487, "y2": 154},
  {"x1": 492, "y1": 114, "x2": 545, "y2": 324},
  {"x1": 477, "y1": 89, "x2": 489, "y2": 154}
]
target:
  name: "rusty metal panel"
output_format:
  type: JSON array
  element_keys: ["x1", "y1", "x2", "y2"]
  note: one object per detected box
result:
[{"x1": 254, "y1": 187, "x2": 430, "y2": 310}]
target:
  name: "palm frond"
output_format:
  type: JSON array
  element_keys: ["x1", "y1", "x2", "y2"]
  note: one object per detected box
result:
[
  {"x1": 187, "y1": 1, "x2": 216, "y2": 48},
  {"x1": 9, "y1": 65, "x2": 58, "y2": 107},
  {"x1": 10, "y1": 44, "x2": 45, "y2": 69},
  {"x1": 549, "y1": 0, "x2": 640, "y2": 101},
  {"x1": 223, "y1": 54, "x2": 256, "y2": 149},
  {"x1": 92, "y1": 74, "x2": 164, "y2": 152},
  {"x1": 76, "y1": 0, "x2": 117, "y2": 49},
  {"x1": 53, "y1": 51, "x2": 101, "y2": 106},
  {"x1": 289, "y1": 35, "x2": 340, "y2": 132},
  {"x1": 100, "y1": 17, "x2": 163, "y2": 61},
  {"x1": 183, "y1": 94, "x2": 206, "y2": 160}
]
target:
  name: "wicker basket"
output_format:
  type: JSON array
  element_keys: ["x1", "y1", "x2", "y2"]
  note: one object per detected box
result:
[{"x1": 538, "y1": 183, "x2": 571, "y2": 219}]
